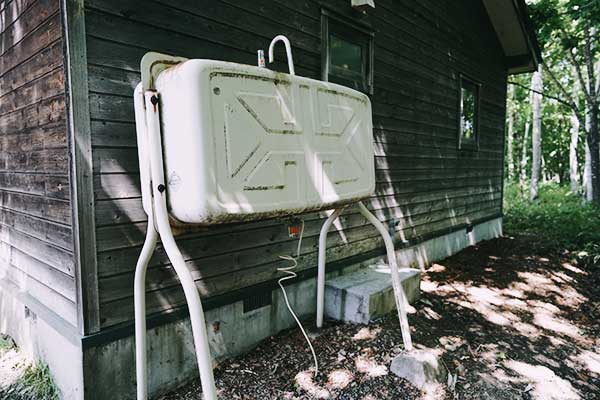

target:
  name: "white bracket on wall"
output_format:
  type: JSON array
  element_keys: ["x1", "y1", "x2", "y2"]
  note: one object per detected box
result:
[{"x1": 351, "y1": 0, "x2": 375, "y2": 11}]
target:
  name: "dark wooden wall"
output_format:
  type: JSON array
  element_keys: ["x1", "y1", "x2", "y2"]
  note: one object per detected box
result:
[
  {"x1": 83, "y1": 0, "x2": 507, "y2": 329},
  {"x1": 0, "y1": 0, "x2": 76, "y2": 326}
]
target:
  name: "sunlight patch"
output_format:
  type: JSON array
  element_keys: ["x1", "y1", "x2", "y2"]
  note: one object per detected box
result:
[
  {"x1": 420, "y1": 280, "x2": 438, "y2": 293},
  {"x1": 421, "y1": 306, "x2": 442, "y2": 320},
  {"x1": 355, "y1": 355, "x2": 388, "y2": 377},
  {"x1": 533, "y1": 311, "x2": 580, "y2": 338},
  {"x1": 428, "y1": 263, "x2": 446, "y2": 272},
  {"x1": 352, "y1": 327, "x2": 381, "y2": 341},
  {"x1": 561, "y1": 262, "x2": 585, "y2": 274},
  {"x1": 576, "y1": 350, "x2": 600, "y2": 374},
  {"x1": 295, "y1": 371, "x2": 331, "y2": 399},
  {"x1": 504, "y1": 360, "x2": 580, "y2": 400},
  {"x1": 327, "y1": 369, "x2": 354, "y2": 390}
]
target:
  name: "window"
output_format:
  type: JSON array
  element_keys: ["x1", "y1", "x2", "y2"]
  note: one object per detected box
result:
[
  {"x1": 458, "y1": 76, "x2": 480, "y2": 149},
  {"x1": 322, "y1": 10, "x2": 374, "y2": 93}
]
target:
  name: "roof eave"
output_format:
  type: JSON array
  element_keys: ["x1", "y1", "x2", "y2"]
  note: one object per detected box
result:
[{"x1": 483, "y1": 0, "x2": 543, "y2": 75}]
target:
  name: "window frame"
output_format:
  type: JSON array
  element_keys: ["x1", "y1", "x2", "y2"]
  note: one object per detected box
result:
[
  {"x1": 457, "y1": 74, "x2": 481, "y2": 151},
  {"x1": 321, "y1": 9, "x2": 374, "y2": 94}
]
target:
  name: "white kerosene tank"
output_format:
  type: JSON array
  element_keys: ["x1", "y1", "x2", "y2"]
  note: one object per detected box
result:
[{"x1": 137, "y1": 53, "x2": 375, "y2": 224}]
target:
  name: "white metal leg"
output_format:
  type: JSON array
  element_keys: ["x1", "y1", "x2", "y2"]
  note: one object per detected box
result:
[
  {"x1": 134, "y1": 91, "x2": 218, "y2": 400},
  {"x1": 357, "y1": 201, "x2": 412, "y2": 351},
  {"x1": 316, "y1": 208, "x2": 343, "y2": 328},
  {"x1": 134, "y1": 212, "x2": 158, "y2": 400}
]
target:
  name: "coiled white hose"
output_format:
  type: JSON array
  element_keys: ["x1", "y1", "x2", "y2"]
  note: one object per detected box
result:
[{"x1": 277, "y1": 221, "x2": 319, "y2": 377}]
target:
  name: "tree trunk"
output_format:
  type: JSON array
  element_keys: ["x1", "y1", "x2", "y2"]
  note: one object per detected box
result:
[
  {"x1": 570, "y1": 67, "x2": 580, "y2": 193},
  {"x1": 530, "y1": 65, "x2": 543, "y2": 201},
  {"x1": 583, "y1": 104, "x2": 593, "y2": 201},
  {"x1": 588, "y1": 105, "x2": 600, "y2": 205},
  {"x1": 583, "y1": 53, "x2": 600, "y2": 204},
  {"x1": 520, "y1": 119, "x2": 531, "y2": 190},
  {"x1": 507, "y1": 85, "x2": 515, "y2": 180}
]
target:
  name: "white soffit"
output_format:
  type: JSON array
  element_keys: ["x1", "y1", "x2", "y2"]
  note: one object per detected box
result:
[{"x1": 483, "y1": 0, "x2": 529, "y2": 57}]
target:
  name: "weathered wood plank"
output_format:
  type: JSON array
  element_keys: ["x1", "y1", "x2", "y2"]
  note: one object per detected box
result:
[
  {"x1": 94, "y1": 198, "x2": 501, "y2": 282},
  {"x1": 0, "y1": 206, "x2": 72, "y2": 250},
  {"x1": 0, "y1": 172, "x2": 69, "y2": 200},
  {"x1": 95, "y1": 194, "x2": 501, "y2": 282},
  {"x1": 0, "y1": 0, "x2": 77, "y2": 334},
  {"x1": 0, "y1": 241, "x2": 75, "y2": 300},
  {"x1": 87, "y1": 0, "x2": 320, "y2": 60},
  {"x1": 0, "y1": 122, "x2": 68, "y2": 152},
  {"x1": 0, "y1": 148, "x2": 69, "y2": 174},
  {"x1": 84, "y1": 10, "x2": 319, "y2": 76},
  {"x1": 0, "y1": 11, "x2": 61, "y2": 74},
  {"x1": 0, "y1": 260, "x2": 77, "y2": 326},
  {"x1": 98, "y1": 207, "x2": 499, "y2": 327},
  {"x1": 0, "y1": 223, "x2": 74, "y2": 276},
  {"x1": 0, "y1": 67, "x2": 64, "y2": 116},
  {"x1": 63, "y1": 0, "x2": 101, "y2": 334},
  {"x1": 0, "y1": 0, "x2": 58, "y2": 55},
  {"x1": 0, "y1": 190, "x2": 71, "y2": 225},
  {"x1": 0, "y1": 96, "x2": 65, "y2": 136},
  {"x1": 0, "y1": 39, "x2": 63, "y2": 95},
  {"x1": 0, "y1": 0, "x2": 38, "y2": 34}
]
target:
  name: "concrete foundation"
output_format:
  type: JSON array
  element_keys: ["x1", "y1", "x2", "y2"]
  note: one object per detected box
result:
[
  {"x1": 396, "y1": 217, "x2": 503, "y2": 270},
  {"x1": 0, "y1": 282, "x2": 84, "y2": 400},
  {"x1": 1, "y1": 217, "x2": 502, "y2": 399}
]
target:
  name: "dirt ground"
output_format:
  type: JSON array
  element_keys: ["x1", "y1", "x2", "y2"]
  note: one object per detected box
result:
[{"x1": 160, "y1": 235, "x2": 600, "y2": 400}]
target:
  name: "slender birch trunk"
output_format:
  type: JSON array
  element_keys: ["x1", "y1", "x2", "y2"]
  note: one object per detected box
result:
[
  {"x1": 520, "y1": 119, "x2": 531, "y2": 190},
  {"x1": 530, "y1": 65, "x2": 543, "y2": 201},
  {"x1": 583, "y1": 105, "x2": 593, "y2": 201},
  {"x1": 570, "y1": 67, "x2": 580, "y2": 193},
  {"x1": 588, "y1": 105, "x2": 600, "y2": 204},
  {"x1": 507, "y1": 85, "x2": 515, "y2": 181}
]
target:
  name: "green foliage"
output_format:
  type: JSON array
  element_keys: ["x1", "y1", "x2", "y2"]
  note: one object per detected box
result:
[
  {"x1": 0, "y1": 335, "x2": 16, "y2": 352},
  {"x1": 529, "y1": 0, "x2": 600, "y2": 53},
  {"x1": 504, "y1": 183, "x2": 600, "y2": 261},
  {"x1": 1, "y1": 363, "x2": 60, "y2": 400},
  {"x1": 506, "y1": 1, "x2": 600, "y2": 189}
]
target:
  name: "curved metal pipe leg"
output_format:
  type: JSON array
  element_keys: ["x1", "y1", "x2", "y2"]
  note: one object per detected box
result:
[
  {"x1": 134, "y1": 213, "x2": 158, "y2": 400},
  {"x1": 155, "y1": 216, "x2": 218, "y2": 399},
  {"x1": 144, "y1": 91, "x2": 218, "y2": 400},
  {"x1": 316, "y1": 208, "x2": 343, "y2": 328},
  {"x1": 358, "y1": 201, "x2": 413, "y2": 351}
]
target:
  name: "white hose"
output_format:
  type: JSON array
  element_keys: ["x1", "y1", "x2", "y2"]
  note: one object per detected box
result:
[{"x1": 277, "y1": 221, "x2": 319, "y2": 377}]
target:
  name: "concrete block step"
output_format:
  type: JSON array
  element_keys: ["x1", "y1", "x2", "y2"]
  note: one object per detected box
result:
[{"x1": 324, "y1": 266, "x2": 420, "y2": 324}]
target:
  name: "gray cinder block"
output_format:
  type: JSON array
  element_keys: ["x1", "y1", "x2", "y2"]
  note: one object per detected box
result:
[
  {"x1": 390, "y1": 349, "x2": 447, "y2": 389},
  {"x1": 324, "y1": 266, "x2": 420, "y2": 324}
]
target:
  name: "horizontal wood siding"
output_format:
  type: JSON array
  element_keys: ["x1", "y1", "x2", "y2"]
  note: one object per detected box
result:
[
  {"x1": 0, "y1": 0, "x2": 77, "y2": 326},
  {"x1": 84, "y1": 0, "x2": 507, "y2": 328}
]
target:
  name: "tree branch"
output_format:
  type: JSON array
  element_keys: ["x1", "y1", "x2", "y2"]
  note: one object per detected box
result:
[
  {"x1": 508, "y1": 79, "x2": 574, "y2": 109},
  {"x1": 541, "y1": 63, "x2": 581, "y2": 114},
  {"x1": 562, "y1": 27, "x2": 593, "y2": 104},
  {"x1": 510, "y1": 66, "x2": 586, "y2": 134}
]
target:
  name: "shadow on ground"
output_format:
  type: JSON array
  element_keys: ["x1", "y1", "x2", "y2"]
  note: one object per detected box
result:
[
  {"x1": 407, "y1": 235, "x2": 600, "y2": 400},
  {"x1": 160, "y1": 236, "x2": 600, "y2": 399}
]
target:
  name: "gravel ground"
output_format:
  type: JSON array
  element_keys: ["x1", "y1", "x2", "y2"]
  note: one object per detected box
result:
[
  {"x1": 159, "y1": 235, "x2": 600, "y2": 400},
  {"x1": 0, "y1": 335, "x2": 28, "y2": 394}
]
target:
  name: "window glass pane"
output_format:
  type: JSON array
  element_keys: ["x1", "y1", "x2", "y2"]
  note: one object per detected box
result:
[
  {"x1": 329, "y1": 34, "x2": 363, "y2": 77},
  {"x1": 461, "y1": 80, "x2": 478, "y2": 143}
]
